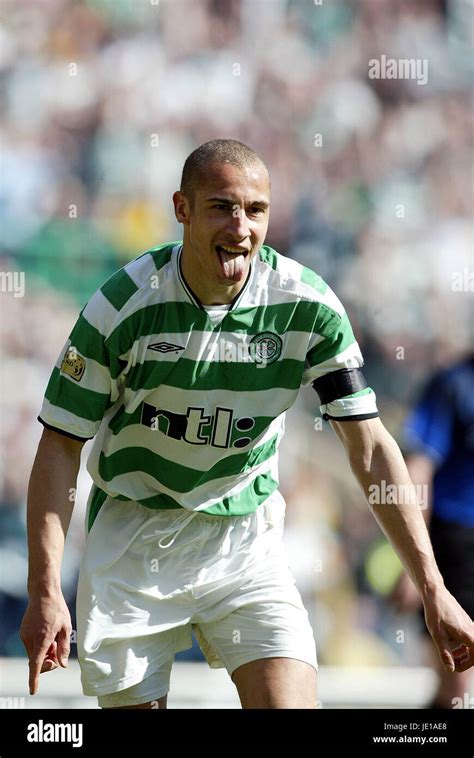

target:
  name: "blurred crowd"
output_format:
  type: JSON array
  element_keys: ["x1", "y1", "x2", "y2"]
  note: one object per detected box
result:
[{"x1": 1, "y1": 0, "x2": 472, "y2": 671}]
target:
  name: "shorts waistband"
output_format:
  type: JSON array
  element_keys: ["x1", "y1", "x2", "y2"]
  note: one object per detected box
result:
[
  {"x1": 156, "y1": 510, "x2": 200, "y2": 549},
  {"x1": 136, "y1": 501, "x2": 266, "y2": 549}
]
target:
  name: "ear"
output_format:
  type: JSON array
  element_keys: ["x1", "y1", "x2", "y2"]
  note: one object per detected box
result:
[{"x1": 173, "y1": 191, "x2": 191, "y2": 224}]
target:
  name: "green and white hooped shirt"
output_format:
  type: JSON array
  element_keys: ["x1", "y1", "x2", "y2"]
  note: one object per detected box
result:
[{"x1": 38, "y1": 241, "x2": 378, "y2": 526}]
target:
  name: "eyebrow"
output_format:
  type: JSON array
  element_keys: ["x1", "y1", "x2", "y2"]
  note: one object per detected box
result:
[{"x1": 206, "y1": 197, "x2": 269, "y2": 209}]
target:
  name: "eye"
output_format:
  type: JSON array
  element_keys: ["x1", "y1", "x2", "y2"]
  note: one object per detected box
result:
[
  {"x1": 250, "y1": 207, "x2": 265, "y2": 215},
  {"x1": 213, "y1": 204, "x2": 229, "y2": 210}
]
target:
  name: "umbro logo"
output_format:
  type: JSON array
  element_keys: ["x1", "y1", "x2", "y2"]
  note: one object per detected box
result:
[{"x1": 148, "y1": 342, "x2": 185, "y2": 354}]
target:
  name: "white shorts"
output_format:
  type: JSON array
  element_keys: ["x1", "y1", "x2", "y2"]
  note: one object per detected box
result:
[{"x1": 76, "y1": 489, "x2": 318, "y2": 707}]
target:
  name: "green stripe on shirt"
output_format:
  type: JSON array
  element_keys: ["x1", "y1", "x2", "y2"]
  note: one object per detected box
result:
[
  {"x1": 45, "y1": 367, "x2": 112, "y2": 421},
  {"x1": 98, "y1": 433, "x2": 279, "y2": 493},
  {"x1": 100, "y1": 269, "x2": 139, "y2": 311}
]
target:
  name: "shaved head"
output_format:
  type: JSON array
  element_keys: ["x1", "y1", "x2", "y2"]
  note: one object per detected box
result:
[{"x1": 180, "y1": 139, "x2": 269, "y2": 207}]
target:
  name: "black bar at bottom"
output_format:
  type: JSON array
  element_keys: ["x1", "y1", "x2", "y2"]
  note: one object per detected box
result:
[{"x1": 0, "y1": 707, "x2": 472, "y2": 756}]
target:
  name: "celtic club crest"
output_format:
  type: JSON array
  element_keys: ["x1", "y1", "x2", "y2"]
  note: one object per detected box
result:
[{"x1": 249, "y1": 332, "x2": 282, "y2": 365}]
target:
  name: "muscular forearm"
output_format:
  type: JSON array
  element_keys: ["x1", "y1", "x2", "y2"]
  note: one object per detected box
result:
[
  {"x1": 27, "y1": 430, "x2": 82, "y2": 596},
  {"x1": 332, "y1": 417, "x2": 473, "y2": 673},
  {"x1": 348, "y1": 427, "x2": 443, "y2": 600}
]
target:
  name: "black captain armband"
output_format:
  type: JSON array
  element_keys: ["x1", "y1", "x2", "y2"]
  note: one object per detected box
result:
[
  {"x1": 312, "y1": 367, "x2": 368, "y2": 404},
  {"x1": 312, "y1": 368, "x2": 379, "y2": 422}
]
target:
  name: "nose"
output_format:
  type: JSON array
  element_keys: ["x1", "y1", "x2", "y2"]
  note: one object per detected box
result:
[{"x1": 225, "y1": 206, "x2": 250, "y2": 239}]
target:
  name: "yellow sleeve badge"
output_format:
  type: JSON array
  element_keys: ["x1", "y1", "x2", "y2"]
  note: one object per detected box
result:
[{"x1": 61, "y1": 346, "x2": 86, "y2": 382}]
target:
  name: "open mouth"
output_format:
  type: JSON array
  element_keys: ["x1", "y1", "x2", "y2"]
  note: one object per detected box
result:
[{"x1": 215, "y1": 244, "x2": 250, "y2": 281}]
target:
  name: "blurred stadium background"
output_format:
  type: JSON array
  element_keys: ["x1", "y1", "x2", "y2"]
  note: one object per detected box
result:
[{"x1": 0, "y1": 0, "x2": 472, "y2": 708}]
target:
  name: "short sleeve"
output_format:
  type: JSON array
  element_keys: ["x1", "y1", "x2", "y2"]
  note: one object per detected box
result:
[
  {"x1": 38, "y1": 289, "x2": 124, "y2": 440},
  {"x1": 301, "y1": 296, "x2": 378, "y2": 421},
  {"x1": 403, "y1": 376, "x2": 453, "y2": 465}
]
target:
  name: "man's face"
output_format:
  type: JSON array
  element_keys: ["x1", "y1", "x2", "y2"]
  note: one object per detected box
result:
[{"x1": 174, "y1": 161, "x2": 270, "y2": 289}]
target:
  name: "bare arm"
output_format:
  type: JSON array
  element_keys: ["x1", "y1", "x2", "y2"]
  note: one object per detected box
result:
[
  {"x1": 20, "y1": 427, "x2": 85, "y2": 694},
  {"x1": 330, "y1": 416, "x2": 474, "y2": 672},
  {"x1": 389, "y1": 453, "x2": 435, "y2": 611}
]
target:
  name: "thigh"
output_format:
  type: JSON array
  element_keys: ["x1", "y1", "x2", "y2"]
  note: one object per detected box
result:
[
  {"x1": 77, "y1": 498, "x2": 196, "y2": 696},
  {"x1": 196, "y1": 571, "x2": 318, "y2": 709},
  {"x1": 197, "y1": 593, "x2": 317, "y2": 671},
  {"x1": 98, "y1": 662, "x2": 173, "y2": 708},
  {"x1": 194, "y1": 491, "x2": 318, "y2": 692},
  {"x1": 232, "y1": 657, "x2": 317, "y2": 709}
]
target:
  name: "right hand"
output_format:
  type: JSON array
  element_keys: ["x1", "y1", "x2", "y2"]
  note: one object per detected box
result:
[
  {"x1": 388, "y1": 571, "x2": 422, "y2": 613},
  {"x1": 20, "y1": 593, "x2": 72, "y2": 695}
]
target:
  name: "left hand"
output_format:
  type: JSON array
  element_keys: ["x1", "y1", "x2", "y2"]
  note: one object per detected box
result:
[{"x1": 423, "y1": 586, "x2": 474, "y2": 673}]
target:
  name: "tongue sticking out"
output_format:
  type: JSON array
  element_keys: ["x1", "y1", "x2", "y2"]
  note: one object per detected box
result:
[{"x1": 219, "y1": 249, "x2": 246, "y2": 282}]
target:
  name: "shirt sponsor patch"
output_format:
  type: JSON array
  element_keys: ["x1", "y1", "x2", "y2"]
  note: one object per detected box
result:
[{"x1": 61, "y1": 347, "x2": 86, "y2": 382}]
